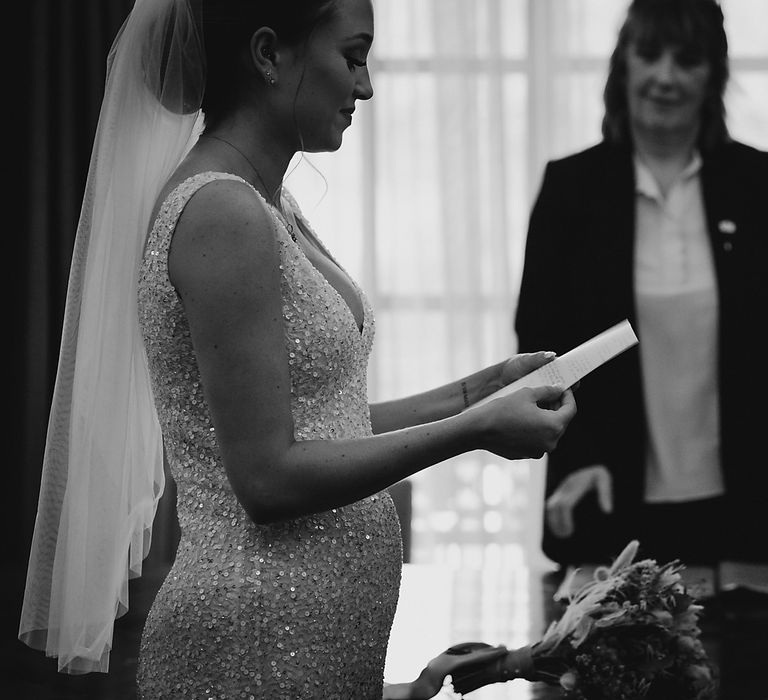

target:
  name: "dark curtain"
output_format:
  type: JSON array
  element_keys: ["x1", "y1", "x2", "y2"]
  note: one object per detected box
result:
[{"x1": 11, "y1": 0, "x2": 179, "y2": 571}]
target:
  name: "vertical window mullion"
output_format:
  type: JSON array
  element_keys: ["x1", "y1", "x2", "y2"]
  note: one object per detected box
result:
[{"x1": 526, "y1": 0, "x2": 556, "y2": 205}]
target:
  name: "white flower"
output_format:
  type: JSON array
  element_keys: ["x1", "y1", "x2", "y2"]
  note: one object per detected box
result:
[{"x1": 559, "y1": 670, "x2": 578, "y2": 690}]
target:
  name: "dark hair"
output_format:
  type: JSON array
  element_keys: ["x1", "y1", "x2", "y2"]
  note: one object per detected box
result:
[
  {"x1": 201, "y1": 0, "x2": 339, "y2": 131},
  {"x1": 601, "y1": 0, "x2": 729, "y2": 151}
]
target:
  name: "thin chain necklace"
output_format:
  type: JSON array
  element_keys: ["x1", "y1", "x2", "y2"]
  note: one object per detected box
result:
[{"x1": 201, "y1": 134, "x2": 298, "y2": 243}]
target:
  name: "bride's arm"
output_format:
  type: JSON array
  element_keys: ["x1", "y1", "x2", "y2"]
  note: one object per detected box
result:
[
  {"x1": 170, "y1": 182, "x2": 573, "y2": 525},
  {"x1": 369, "y1": 352, "x2": 556, "y2": 434}
]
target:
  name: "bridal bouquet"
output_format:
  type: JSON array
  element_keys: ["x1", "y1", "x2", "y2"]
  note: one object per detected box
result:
[{"x1": 449, "y1": 540, "x2": 717, "y2": 700}]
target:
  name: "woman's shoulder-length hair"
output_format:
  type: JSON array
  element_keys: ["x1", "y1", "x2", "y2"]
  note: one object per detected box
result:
[{"x1": 601, "y1": 0, "x2": 730, "y2": 152}]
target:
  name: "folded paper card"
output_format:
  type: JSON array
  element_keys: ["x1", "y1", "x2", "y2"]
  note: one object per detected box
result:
[{"x1": 469, "y1": 319, "x2": 638, "y2": 410}]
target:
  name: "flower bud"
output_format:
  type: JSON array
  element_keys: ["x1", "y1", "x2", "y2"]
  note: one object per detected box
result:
[
  {"x1": 560, "y1": 671, "x2": 578, "y2": 690},
  {"x1": 686, "y1": 664, "x2": 712, "y2": 682},
  {"x1": 677, "y1": 635, "x2": 697, "y2": 652}
]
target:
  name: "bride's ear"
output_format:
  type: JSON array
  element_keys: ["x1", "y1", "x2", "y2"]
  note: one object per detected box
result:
[{"x1": 248, "y1": 28, "x2": 279, "y2": 85}]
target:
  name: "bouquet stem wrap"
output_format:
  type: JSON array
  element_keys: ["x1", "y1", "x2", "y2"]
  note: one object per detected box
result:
[{"x1": 451, "y1": 645, "x2": 537, "y2": 694}]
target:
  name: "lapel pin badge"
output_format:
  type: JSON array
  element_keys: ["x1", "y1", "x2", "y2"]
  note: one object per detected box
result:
[
  {"x1": 718, "y1": 219, "x2": 736, "y2": 234},
  {"x1": 718, "y1": 220, "x2": 736, "y2": 252}
]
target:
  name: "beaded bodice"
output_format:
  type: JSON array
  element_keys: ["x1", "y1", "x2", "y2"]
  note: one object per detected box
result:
[
  {"x1": 136, "y1": 172, "x2": 402, "y2": 698},
  {"x1": 138, "y1": 172, "x2": 376, "y2": 499}
]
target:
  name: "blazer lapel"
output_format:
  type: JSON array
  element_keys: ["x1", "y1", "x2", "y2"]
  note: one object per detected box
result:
[
  {"x1": 701, "y1": 147, "x2": 737, "y2": 272},
  {"x1": 599, "y1": 144, "x2": 637, "y2": 321}
]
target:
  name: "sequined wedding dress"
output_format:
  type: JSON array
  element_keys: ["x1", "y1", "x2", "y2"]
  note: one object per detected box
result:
[{"x1": 136, "y1": 172, "x2": 403, "y2": 699}]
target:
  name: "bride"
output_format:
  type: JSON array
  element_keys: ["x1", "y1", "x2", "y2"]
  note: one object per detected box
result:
[{"x1": 19, "y1": 0, "x2": 575, "y2": 697}]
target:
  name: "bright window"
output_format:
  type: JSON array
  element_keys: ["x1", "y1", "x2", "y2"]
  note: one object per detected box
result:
[{"x1": 286, "y1": 0, "x2": 768, "y2": 568}]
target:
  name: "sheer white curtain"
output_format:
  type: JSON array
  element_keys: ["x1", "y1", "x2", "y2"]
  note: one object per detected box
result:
[{"x1": 286, "y1": 0, "x2": 768, "y2": 570}]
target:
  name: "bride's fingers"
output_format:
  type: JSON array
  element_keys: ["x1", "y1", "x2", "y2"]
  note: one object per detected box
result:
[{"x1": 502, "y1": 351, "x2": 556, "y2": 382}]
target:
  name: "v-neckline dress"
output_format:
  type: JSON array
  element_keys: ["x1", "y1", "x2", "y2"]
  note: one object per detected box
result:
[{"x1": 136, "y1": 171, "x2": 402, "y2": 698}]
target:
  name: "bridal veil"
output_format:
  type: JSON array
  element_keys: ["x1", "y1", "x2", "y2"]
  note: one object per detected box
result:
[{"x1": 19, "y1": 0, "x2": 205, "y2": 673}]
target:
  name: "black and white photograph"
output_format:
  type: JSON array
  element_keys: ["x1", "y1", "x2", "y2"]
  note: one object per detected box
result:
[{"x1": 6, "y1": 1, "x2": 768, "y2": 698}]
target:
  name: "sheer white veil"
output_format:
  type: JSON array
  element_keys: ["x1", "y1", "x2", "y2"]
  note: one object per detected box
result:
[{"x1": 19, "y1": 0, "x2": 205, "y2": 674}]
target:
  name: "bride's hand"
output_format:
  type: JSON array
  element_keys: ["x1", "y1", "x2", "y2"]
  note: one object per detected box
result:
[
  {"x1": 469, "y1": 384, "x2": 576, "y2": 461},
  {"x1": 497, "y1": 351, "x2": 557, "y2": 389},
  {"x1": 494, "y1": 352, "x2": 579, "y2": 409}
]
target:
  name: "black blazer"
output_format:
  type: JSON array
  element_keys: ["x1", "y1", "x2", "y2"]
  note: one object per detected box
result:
[{"x1": 515, "y1": 140, "x2": 768, "y2": 564}]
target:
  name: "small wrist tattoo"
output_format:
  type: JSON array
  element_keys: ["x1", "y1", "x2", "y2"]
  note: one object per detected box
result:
[{"x1": 460, "y1": 381, "x2": 470, "y2": 408}]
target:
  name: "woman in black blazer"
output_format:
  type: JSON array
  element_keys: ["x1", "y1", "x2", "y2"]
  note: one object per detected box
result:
[{"x1": 515, "y1": 0, "x2": 768, "y2": 570}]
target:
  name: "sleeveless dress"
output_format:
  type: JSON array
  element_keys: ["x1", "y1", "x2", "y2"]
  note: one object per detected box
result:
[{"x1": 136, "y1": 172, "x2": 403, "y2": 699}]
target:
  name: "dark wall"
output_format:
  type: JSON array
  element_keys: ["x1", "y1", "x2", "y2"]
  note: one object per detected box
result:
[{"x1": 11, "y1": 0, "x2": 136, "y2": 567}]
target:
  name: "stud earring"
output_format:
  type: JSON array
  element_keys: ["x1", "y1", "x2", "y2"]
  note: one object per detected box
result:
[{"x1": 265, "y1": 70, "x2": 276, "y2": 86}]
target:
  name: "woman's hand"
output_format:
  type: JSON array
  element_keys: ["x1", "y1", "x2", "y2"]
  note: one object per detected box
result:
[
  {"x1": 470, "y1": 351, "x2": 557, "y2": 406},
  {"x1": 383, "y1": 643, "x2": 509, "y2": 700},
  {"x1": 545, "y1": 465, "x2": 613, "y2": 538},
  {"x1": 468, "y1": 384, "x2": 576, "y2": 461},
  {"x1": 497, "y1": 351, "x2": 557, "y2": 388}
]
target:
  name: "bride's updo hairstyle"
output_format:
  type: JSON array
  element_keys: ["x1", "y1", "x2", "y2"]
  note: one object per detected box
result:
[
  {"x1": 601, "y1": 0, "x2": 730, "y2": 151},
  {"x1": 201, "y1": 0, "x2": 339, "y2": 131}
]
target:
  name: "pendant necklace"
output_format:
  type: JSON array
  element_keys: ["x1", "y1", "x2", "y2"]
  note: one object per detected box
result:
[{"x1": 201, "y1": 134, "x2": 298, "y2": 243}]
